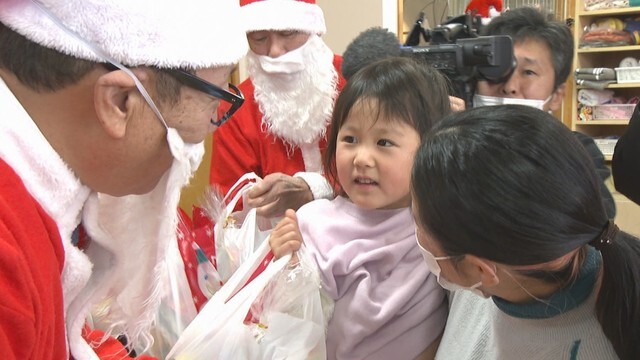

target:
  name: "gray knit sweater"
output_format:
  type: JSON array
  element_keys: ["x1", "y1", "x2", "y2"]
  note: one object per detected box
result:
[{"x1": 435, "y1": 248, "x2": 618, "y2": 359}]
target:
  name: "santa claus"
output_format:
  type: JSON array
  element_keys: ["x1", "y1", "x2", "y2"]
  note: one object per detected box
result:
[
  {"x1": 211, "y1": 0, "x2": 346, "y2": 218},
  {"x1": 0, "y1": 0, "x2": 247, "y2": 358}
]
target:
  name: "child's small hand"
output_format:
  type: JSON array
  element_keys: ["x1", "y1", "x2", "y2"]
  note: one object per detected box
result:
[
  {"x1": 449, "y1": 96, "x2": 466, "y2": 112},
  {"x1": 269, "y1": 209, "x2": 303, "y2": 260}
]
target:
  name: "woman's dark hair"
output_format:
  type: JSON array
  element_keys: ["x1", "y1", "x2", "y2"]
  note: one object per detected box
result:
[
  {"x1": 0, "y1": 22, "x2": 181, "y2": 103},
  {"x1": 411, "y1": 104, "x2": 640, "y2": 359},
  {"x1": 323, "y1": 56, "x2": 452, "y2": 194}
]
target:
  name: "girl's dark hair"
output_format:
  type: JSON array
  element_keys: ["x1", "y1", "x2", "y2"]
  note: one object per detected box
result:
[
  {"x1": 0, "y1": 22, "x2": 181, "y2": 103},
  {"x1": 323, "y1": 56, "x2": 452, "y2": 194},
  {"x1": 411, "y1": 104, "x2": 640, "y2": 359}
]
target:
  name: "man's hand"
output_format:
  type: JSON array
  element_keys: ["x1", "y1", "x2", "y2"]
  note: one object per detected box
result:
[
  {"x1": 269, "y1": 209, "x2": 303, "y2": 260},
  {"x1": 246, "y1": 173, "x2": 314, "y2": 218}
]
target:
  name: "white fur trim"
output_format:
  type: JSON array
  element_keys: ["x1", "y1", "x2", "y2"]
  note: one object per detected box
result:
[
  {"x1": 0, "y1": 77, "x2": 95, "y2": 358},
  {"x1": 241, "y1": 0, "x2": 326, "y2": 35},
  {"x1": 294, "y1": 172, "x2": 333, "y2": 200},
  {"x1": 299, "y1": 141, "x2": 322, "y2": 173},
  {"x1": 0, "y1": 0, "x2": 248, "y2": 68}
]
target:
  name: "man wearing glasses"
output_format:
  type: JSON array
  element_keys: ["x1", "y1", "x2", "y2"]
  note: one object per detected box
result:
[
  {"x1": 211, "y1": 0, "x2": 347, "y2": 219},
  {"x1": 0, "y1": 0, "x2": 246, "y2": 358}
]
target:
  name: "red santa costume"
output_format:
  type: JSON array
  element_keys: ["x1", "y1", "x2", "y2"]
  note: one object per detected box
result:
[
  {"x1": 0, "y1": 0, "x2": 247, "y2": 359},
  {"x1": 211, "y1": 0, "x2": 347, "y2": 199}
]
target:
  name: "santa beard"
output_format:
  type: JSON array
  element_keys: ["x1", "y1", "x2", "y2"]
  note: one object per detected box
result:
[
  {"x1": 247, "y1": 34, "x2": 338, "y2": 148},
  {"x1": 76, "y1": 132, "x2": 204, "y2": 355}
]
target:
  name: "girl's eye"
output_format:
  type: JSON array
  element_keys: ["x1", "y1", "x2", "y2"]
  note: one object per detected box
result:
[
  {"x1": 377, "y1": 139, "x2": 394, "y2": 147},
  {"x1": 341, "y1": 135, "x2": 356, "y2": 143}
]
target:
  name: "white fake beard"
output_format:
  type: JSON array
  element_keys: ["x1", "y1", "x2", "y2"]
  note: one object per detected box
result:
[
  {"x1": 247, "y1": 35, "x2": 338, "y2": 148},
  {"x1": 75, "y1": 132, "x2": 204, "y2": 354}
]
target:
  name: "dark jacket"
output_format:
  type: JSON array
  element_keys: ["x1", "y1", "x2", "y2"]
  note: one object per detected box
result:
[{"x1": 612, "y1": 102, "x2": 640, "y2": 205}]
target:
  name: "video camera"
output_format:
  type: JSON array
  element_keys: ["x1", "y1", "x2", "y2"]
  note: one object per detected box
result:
[{"x1": 402, "y1": 13, "x2": 516, "y2": 106}]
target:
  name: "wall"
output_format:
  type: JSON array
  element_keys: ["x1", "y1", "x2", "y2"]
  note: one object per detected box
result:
[
  {"x1": 316, "y1": 0, "x2": 398, "y2": 54},
  {"x1": 607, "y1": 174, "x2": 640, "y2": 237}
]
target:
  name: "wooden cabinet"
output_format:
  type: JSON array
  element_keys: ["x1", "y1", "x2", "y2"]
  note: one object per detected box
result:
[{"x1": 571, "y1": 6, "x2": 640, "y2": 161}]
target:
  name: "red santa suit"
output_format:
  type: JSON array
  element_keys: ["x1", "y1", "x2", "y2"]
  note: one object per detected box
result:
[
  {"x1": 0, "y1": 164, "x2": 152, "y2": 359},
  {"x1": 210, "y1": 55, "x2": 346, "y2": 197},
  {"x1": 0, "y1": 159, "x2": 68, "y2": 359},
  {"x1": 0, "y1": 78, "x2": 158, "y2": 359}
]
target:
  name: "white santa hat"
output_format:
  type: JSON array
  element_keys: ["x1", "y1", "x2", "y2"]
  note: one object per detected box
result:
[
  {"x1": 0, "y1": 0, "x2": 249, "y2": 69},
  {"x1": 240, "y1": 0, "x2": 326, "y2": 35}
]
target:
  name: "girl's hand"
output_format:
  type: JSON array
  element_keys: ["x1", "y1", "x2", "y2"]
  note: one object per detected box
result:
[
  {"x1": 269, "y1": 209, "x2": 303, "y2": 260},
  {"x1": 449, "y1": 96, "x2": 466, "y2": 112}
]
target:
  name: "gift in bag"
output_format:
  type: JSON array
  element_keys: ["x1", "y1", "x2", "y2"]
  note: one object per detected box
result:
[
  {"x1": 212, "y1": 173, "x2": 272, "y2": 282},
  {"x1": 166, "y1": 239, "x2": 327, "y2": 360},
  {"x1": 179, "y1": 173, "x2": 272, "y2": 310}
]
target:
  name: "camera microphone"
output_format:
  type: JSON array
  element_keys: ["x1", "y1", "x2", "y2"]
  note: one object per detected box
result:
[{"x1": 341, "y1": 27, "x2": 403, "y2": 81}]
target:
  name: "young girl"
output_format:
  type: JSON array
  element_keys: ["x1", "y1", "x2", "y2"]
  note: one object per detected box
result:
[
  {"x1": 412, "y1": 105, "x2": 640, "y2": 360},
  {"x1": 269, "y1": 56, "x2": 452, "y2": 360}
]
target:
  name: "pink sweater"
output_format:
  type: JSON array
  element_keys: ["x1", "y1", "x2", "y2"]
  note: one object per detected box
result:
[{"x1": 297, "y1": 196, "x2": 448, "y2": 360}]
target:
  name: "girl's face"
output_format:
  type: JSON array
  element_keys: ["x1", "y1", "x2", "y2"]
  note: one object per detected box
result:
[{"x1": 336, "y1": 99, "x2": 421, "y2": 210}]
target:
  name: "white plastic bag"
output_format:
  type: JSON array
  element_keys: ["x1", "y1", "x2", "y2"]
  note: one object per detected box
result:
[
  {"x1": 166, "y1": 239, "x2": 326, "y2": 360},
  {"x1": 210, "y1": 172, "x2": 271, "y2": 282},
  {"x1": 145, "y1": 231, "x2": 198, "y2": 358}
]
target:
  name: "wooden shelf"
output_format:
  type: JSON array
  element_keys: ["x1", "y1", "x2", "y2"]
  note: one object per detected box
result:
[
  {"x1": 575, "y1": 120, "x2": 630, "y2": 125},
  {"x1": 571, "y1": 3, "x2": 639, "y2": 135},
  {"x1": 576, "y1": 82, "x2": 640, "y2": 89},
  {"x1": 578, "y1": 45, "x2": 640, "y2": 53},
  {"x1": 577, "y1": 6, "x2": 640, "y2": 16}
]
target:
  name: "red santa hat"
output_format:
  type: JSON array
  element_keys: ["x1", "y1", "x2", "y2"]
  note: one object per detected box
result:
[
  {"x1": 240, "y1": 0, "x2": 326, "y2": 35},
  {"x1": 0, "y1": 0, "x2": 248, "y2": 69}
]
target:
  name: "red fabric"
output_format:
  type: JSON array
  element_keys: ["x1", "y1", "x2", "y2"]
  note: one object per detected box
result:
[
  {"x1": 0, "y1": 159, "x2": 157, "y2": 359},
  {"x1": 0, "y1": 158, "x2": 67, "y2": 360},
  {"x1": 80, "y1": 325, "x2": 157, "y2": 360},
  {"x1": 465, "y1": 0, "x2": 502, "y2": 17},
  {"x1": 177, "y1": 208, "x2": 214, "y2": 311},
  {"x1": 211, "y1": 55, "x2": 346, "y2": 196}
]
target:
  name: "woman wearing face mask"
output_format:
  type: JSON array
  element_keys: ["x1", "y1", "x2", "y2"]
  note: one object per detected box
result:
[{"x1": 412, "y1": 105, "x2": 640, "y2": 360}]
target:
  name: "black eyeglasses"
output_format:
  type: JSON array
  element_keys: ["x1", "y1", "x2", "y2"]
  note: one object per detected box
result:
[{"x1": 163, "y1": 69, "x2": 244, "y2": 127}]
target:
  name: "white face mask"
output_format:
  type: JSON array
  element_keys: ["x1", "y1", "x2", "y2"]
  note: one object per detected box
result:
[
  {"x1": 166, "y1": 128, "x2": 205, "y2": 176},
  {"x1": 416, "y1": 234, "x2": 485, "y2": 297},
  {"x1": 473, "y1": 94, "x2": 552, "y2": 111},
  {"x1": 255, "y1": 37, "x2": 311, "y2": 75}
]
